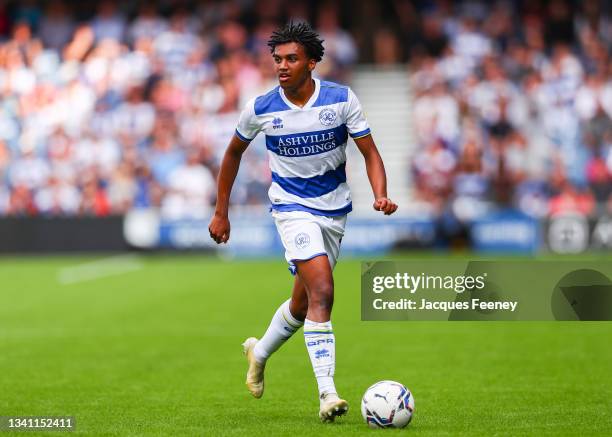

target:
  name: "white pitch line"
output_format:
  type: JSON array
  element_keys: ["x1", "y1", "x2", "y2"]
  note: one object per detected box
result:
[{"x1": 57, "y1": 254, "x2": 144, "y2": 285}]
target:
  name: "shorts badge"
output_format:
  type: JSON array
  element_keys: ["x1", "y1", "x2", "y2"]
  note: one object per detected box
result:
[{"x1": 295, "y1": 233, "x2": 311, "y2": 249}]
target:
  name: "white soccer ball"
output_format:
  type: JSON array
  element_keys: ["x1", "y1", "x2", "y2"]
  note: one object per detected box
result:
[{"x1": 361, "y1": 380, "x2": 415, "y2": 428}]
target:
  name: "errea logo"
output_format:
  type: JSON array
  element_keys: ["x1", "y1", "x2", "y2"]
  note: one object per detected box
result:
[
  {"x1": 272, "y1": 117, "x2": 283, "y2": 129},
  {"x1": 314, "y1": 348, "x2": 330, "y2": 359}
]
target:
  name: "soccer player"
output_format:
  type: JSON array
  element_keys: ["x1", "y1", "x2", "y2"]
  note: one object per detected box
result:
[{"x1": 208, "y1": 22, "x2": 398, "y2": 422}]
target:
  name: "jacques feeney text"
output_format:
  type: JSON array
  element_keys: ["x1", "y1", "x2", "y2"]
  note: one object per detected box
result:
[{"x1": 372, "y1": 298, "x2": 518, "y2": 312}]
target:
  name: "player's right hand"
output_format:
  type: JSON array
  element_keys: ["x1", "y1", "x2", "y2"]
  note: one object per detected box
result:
[{"x1": 209, "y1": 214, "x2": 231, "y2": 244}]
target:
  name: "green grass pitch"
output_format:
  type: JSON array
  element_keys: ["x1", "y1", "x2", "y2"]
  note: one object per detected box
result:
[{"x1": 1, "y1": 255, "x2": 611, "y2": 436}]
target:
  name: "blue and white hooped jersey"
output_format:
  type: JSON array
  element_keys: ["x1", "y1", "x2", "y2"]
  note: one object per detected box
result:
[{"x1": 235, "y1": 78, "x2": 371, "y2": 216}]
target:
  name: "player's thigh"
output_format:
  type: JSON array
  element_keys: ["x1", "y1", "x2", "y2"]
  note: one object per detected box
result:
[{"x1": 320, "y1": 215, "x2": 347, "y2": 270}]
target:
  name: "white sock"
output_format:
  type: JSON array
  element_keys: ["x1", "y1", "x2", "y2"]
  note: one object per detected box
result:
[
  {"x1": 304, "y1": 319, "x2": 336, "y2": 397},
  {"x1": 253, "y1": 299, "x2": 303, "y2": 363}
]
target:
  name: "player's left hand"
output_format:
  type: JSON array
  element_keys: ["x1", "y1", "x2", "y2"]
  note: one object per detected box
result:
[
  {"x1": 208, "y1": 214, "x2": 231, "y2": 244},
  {"x1": 373, "y1": 197, "x2": 398, "y2": 215}
]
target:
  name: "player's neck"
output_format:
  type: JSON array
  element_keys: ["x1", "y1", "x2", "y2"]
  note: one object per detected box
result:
[{"x1": 282, "y1": 77, "x2": 315, "y2": 108}]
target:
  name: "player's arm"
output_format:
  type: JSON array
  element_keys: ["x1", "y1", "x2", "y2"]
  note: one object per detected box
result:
[
  {"x1": 354, "y1": 134, "x2": 398, "y2": 215},
  {"x1": 208, "y1": 134, "x2": 250, "y2": 244}
]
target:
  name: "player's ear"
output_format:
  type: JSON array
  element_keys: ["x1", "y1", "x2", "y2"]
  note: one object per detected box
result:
[{"x1": 308, "y1": 59, "x2": 316, "y2": 71}]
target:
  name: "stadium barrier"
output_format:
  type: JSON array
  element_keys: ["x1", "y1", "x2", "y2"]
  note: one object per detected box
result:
[
  {"x1": 470, "y1": 210, "x2": 541, "y2": 253},
  {"x1": 123, "y1": 208, "x2": 612, "y2": 255},
  {"x1": 123, "y1": 209, "x2": 437, "y2": 256},
  {"x1": 0, "y1": 216, "x2": 126, "y2": 253},
  {"x1": 1, "y1": 210, "x2": 610, "y2": 254}
]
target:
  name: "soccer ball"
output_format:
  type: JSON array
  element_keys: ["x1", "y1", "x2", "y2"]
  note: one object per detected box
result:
[{"x1": 361, "y1": 380, "x2": 415, "y2": 428}]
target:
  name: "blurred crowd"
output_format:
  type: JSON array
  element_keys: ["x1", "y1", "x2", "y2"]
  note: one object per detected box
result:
[
  {"x1": 0, "y1": 0, "x2": 610, "y2": 222},
  {"x1": 0, "y1": 0, "x2": 358, "y2": 218},
  {"x1": 408, "y1": 0, "x2": 612, "y2": 230}
]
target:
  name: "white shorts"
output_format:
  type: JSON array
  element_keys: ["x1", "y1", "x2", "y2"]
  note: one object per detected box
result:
[{"x1": 272, "y1": 210, "x2": 347, "y2": 275}]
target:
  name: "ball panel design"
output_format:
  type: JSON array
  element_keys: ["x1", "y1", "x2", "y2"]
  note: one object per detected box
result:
[{"x1": 361, "y1": 380, "x2": 414, "y2": 429}]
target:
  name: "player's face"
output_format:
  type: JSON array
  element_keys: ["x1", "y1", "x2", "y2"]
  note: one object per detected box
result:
[{"x1": 272, "y1": 42, "x2": 316, "y2": 90}]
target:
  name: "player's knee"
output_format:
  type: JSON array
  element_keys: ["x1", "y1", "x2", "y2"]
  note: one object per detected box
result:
[
  {"x1": 310, "y1": 283, "x2": 334, "y2": 312},
  {"x1": 316, "y1": 297, "x2": 334, "y2": 314}
]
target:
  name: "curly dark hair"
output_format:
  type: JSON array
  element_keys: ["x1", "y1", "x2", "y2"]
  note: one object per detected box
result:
[{"x1": 267, "y1": 21, "x2": 325, "y2": 62}]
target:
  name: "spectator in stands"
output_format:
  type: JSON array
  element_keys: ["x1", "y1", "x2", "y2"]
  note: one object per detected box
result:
[
  {"x1": 409, "y1": 0, "x2": 611, "y2": 224},
  {"x1": 0, "y1": 0, "x2": 609, "y2": 222},
  {"x1": 8, "y1": 184, "x2": 37, "y2": 216},
  {"x1": 39, "y1": 0, "x2": 74, "y2": 52},
  {"x1": 107, "y1": 161, "x2": 137, "y2": 214},
  {"x1": 8, "y1": 147, "x2": 50, "y2": 192},
  {"x1": 79, "y1": 175, "x2": 110, "y2": 217},
  {"x1": 412, "y1": 138, "x2": 456, "y2": 213},
  {"x1": 316, "y1": 3, "x2": 358, "y2": 81},
  {"x1": 63, "y1": 24, "x2": 95, "y2": 61},
  {"x1": 128, "y1": 3, "x2": 166, "y2": 45},
  {"x1": 34, "y1": 175, "x2": 80, "y2": 216},
  {"x1": 91, "y1": 0, "x2": 126, "y2": 43},
  {"x1": 549, "y1": 182, "x2": 596, "y2": 217},
  {"x1": 450, "y1": 141, "x2": 491, "y2": 223},
  {"x1": 161, "y1": 148, "x2": 215, "y2": 219},
  {"x1": 146, "y1": 129, "x2": 184, "y2": 187}
]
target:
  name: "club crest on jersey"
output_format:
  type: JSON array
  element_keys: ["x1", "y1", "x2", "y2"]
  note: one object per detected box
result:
[
  {"x1": 272, "y1": 117, "x2": 283, "y2": 129},
  {"x1": 295, "y1": 232, "x2": 310, "y2": 249},
  {"x1": 319, "y1": 108, "x2": 337, "y2": 126}
]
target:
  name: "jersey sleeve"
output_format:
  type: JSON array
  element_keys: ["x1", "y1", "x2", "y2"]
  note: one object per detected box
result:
[
  {"x1": 235, "y1": 98, "x2": 261, "y2": 142},
  {"x1": 345, "y1": 88, "x2": 371, "y2": 139}
]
